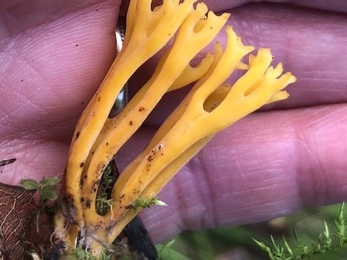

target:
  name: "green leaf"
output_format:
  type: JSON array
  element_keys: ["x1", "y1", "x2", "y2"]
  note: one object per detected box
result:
[
  {"x1": 19, "y1": 179, "x2": 39, "y2": 190},
  {"x1": 41, "y1": 176, "x2": 60, "y2": 187},
  {"x1": 335, "y1": 202, "x2": 346, "y2": 244},
  {"x1": 253, "y1": 238, "x2": 275, "y2": 259},
  {"x1": 129, "y1": 197, "x2": 167, "y2": 212},
  {"x1": 282, "y1": 236, "x2": 294, "y2": 257},
  {"x1": 322, "y1": 221, "x2": 332, "y2": 247},
  {"x1": 41, "y1": 189, "x2": 57, "y2": 201},
  {"x1": 156, "y1": 243, "x2": 191, "y2": 260}
]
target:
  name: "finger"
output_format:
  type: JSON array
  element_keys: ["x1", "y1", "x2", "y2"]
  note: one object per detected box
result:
[
  {"x1": 0, "y1": 0, "x2": 121, "y2": 138},
  {"x1": 116, "y1": 103, "x2": 347, "y2": 243},
  {"x1": 275, "y1": 0, "x2": 347, "y2": 13},
  {"x1": 209, "y1": 0, "x2": 347, "y2": 13},
  {"x1": 0, "y1": 1, "x2": 121, "y2": 185},
  {"x1": 120, "y1": 0, "x2": 347, "y2": 15},
  {"x1": 0, "y1": 0, "x2": 115, "y2": 14},
  {"x1": 129, "y1": 3, "x2": 347, "y2": 126}
]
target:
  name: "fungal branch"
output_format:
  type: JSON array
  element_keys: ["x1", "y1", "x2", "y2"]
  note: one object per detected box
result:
[{"x1": 53, "y1": 0, "x2": 296, "y2": 257}]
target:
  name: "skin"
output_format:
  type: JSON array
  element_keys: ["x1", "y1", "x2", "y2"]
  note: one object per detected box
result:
[{"x1": 0, "y1": 0, "x2": 347, "y2": 244}]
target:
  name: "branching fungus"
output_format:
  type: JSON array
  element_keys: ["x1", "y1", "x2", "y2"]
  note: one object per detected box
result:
[{"x1": 53, "y1": 0, "x2": 296, "y2": 257}]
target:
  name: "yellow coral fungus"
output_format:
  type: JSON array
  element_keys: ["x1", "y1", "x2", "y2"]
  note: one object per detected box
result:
[{"x1": 53, "y1": 0, "x2": 296, "y2": 257}]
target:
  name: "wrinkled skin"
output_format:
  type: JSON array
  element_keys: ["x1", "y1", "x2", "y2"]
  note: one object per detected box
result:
[{"x1": 1, "y1": 0, "x2": 347, "y2": 243}]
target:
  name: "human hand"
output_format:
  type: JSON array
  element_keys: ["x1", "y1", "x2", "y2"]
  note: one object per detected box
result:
[{"x1": 0, "y1": 0, "x2": 346, "y2": 245}]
